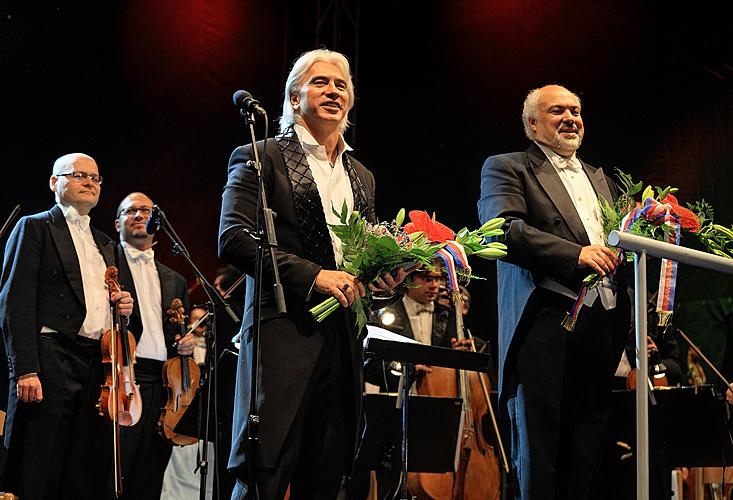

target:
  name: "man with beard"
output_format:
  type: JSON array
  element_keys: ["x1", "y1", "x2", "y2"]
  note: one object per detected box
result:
[
  {"x1": 477, "y1": 85, "x2": 631, "y2": 499},
  {"x1": 109, "y1": 192, "x2": 195, "y2": 499}
]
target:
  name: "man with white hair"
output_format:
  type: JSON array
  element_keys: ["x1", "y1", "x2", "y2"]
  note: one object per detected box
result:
[
  {"x1": 0, "y1": 153, "x2": 134, "y2": 499},
  {"x1": 219, "y1": 49, "x2": 405, "y2": 499},
  {"x1": 477, "y1": 85, "x2": 631, "y2": 499}
]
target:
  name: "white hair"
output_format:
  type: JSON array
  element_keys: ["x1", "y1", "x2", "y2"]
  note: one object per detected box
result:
[
  {"x1": 521, "y1": 85, "x2": 581, "y2": 140},
  {"x1": 52, "y1": 152, "x2": 94, "y2": 175},
  {"x1": 279, "y1": 49, "x2": 355, "y2": 134}
]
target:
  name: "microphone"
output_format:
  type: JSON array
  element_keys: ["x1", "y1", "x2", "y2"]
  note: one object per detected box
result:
[
  {"x1": 232, "y1": 90, "x2": 266, "y2": 117},
  {"x1": 146, "y1": 205, "x2": 161, "y2": 235}
]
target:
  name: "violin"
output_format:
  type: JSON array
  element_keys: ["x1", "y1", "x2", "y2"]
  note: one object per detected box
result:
[
  {"x1": 158, "y1": 298, "x2": 201, "y2": 446},
  {"x1": 408, "y1": 290, "x2": 505, "y2": 499},
  {"x1": 98, "y1": 266, "x2": 142, "y2": 496}
]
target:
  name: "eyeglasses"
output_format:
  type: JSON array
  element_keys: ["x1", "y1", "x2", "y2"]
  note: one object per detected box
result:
[
  {"x1": 119, "y1": 206, "x2": 152, "y2": 217},
  {"x1": 57, "y1": 171, "x2": 103, "y2": 185}
]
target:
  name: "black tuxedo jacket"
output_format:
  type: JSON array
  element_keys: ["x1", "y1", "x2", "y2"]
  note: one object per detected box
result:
[
  {"x1": 115, "y1": 244, "x2": 189, "y2": 360},
  {"x1": 0, "y1": 205, "x2": 115, "y2": 379},
  {"x1": 219, "y1": 128, "x2": 375, "y2": 473},
  {"x1": 477, "y1": 143, "x2": 625, "y2": 400}
]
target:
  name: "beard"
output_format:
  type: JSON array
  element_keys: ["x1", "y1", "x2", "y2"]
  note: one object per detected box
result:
[{"x1": 551, "y1": 130, "x2": 583, "y2": 152}]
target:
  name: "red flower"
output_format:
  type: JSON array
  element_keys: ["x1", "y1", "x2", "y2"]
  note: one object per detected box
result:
[
  {"x1": 661, "y1": 194, "x2": 700, "y2": 233},
  {"x1": 403, "y1": 210, "x2": 455, "y2": 243}
]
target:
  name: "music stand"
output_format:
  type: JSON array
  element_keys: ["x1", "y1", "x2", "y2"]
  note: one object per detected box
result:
[
  {"x1": 364, "y1": 327, "x2": 492, "y2": 500},
  {"x1": 606, "y1": 385, "x2": 733, "y2": 498}
]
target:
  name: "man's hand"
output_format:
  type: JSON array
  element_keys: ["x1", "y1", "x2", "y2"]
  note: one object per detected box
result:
[
  {"x1": 176, "y1": 333, "x2": 196, "y2": 356},
  {"x1": 315, "y1": 270, "x2": 365, "y2": 308},
  {"x1": 451, "y1": 338, "x2": 474, "y2": 352},
  {"x1": 577, "y1": 245, "x2": 617, "y2": 277},
  {"x1": 368, "y1": 267, "x2": 409, "y2": 293},
  {"x1": 727, "y1": 388, "x2": 733, "y2": 406},
  {"x1": 111, "y1": 291, "x2": 134, "y2": 317},
  {"x1": 415, "y1": 364, "x2": 432, "y2": 374},
  {"x1": 17, "y1": 373, "x2": 43, "y2": 403}
]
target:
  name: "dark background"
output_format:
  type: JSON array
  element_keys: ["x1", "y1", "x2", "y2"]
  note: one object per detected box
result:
[{"x1": 2, "y1": 0, "x2": 733, "y2": 369}]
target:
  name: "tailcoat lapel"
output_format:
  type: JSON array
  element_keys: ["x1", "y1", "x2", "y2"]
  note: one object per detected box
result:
[
  {"x1": 528, "y1": 144, "x2": 589, "y2": 245},
  {"x1": 47, "y1": 205, "x2": 86, "y2": 307}
]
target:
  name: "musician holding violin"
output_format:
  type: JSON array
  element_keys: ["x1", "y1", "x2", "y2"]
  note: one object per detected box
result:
[
  {"x1": 106, "y1": 192, "x2": 195, "y2": 499},
  {"x1": 0, "y1": 153, "x2": 134, "y2": 500}
]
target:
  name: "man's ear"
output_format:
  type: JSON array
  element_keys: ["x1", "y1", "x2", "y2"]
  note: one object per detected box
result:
[
  {"x1": 290, "y1": 92, "x2": 300, "y2": 110},
  {"x1": 49, "y1": 175, "x2": 58, "y2": 193},
  {"x1": 114, "y1": 219, "x2": 121, "y2": 233}
]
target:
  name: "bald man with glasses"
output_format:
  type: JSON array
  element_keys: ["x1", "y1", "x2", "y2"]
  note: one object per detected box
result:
[{"x1": 0, "y1": 153, "x2": 134, "y2": 500}]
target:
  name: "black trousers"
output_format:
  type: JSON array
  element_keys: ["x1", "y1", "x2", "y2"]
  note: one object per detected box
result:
[
  {"x1": 506, "y1": 289, "x2": 628, "y2": 500},
  {"x1": 105, "y1": 357, "x2": 173, "y2": 500},
  {"x1": 232, "y1": 325, "x2": 350, "y2": 500},
  {"x1": 2, "y1": 333, "x2": 110, "y2": 500}
]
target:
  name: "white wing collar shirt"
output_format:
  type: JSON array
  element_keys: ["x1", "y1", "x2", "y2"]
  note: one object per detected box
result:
[
  {"x1": 57, "y1": 203, "x2": 110, "y2": 339},
  {"x1": 122, "y1": 241, "x2": 167, "y2": 361},
  {"x1": 402, "y1": 294, "x2": 434, "y2": 346},
  {"x1": 294, "y1": 123, "x2": 354, "y2": 267},
  {"x1": 535, "y1": 143, "x2": 616, "y2": 310}
]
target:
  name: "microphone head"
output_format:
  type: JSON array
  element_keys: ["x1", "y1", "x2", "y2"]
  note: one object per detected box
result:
[
  {"x1": 233, "y1": 90, "x2": 253, "y2": 108},
  {"x1": 145, "y1": 205, "x2": 160, "y2": 235}
]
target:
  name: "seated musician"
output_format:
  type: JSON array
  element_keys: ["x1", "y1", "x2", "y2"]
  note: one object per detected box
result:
[
  {"x1": 0, "y1": 153, "x2": 133, "y2": 500},
  {"x1": 106, "y1": 192, "x2": 195, "y2": 499},
  {"x1": 366, "y1": 269, "x2": 459, "y2": 392}
]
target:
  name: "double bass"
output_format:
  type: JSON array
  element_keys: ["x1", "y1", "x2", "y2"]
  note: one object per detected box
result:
[
  {"x1": 158, "y1": 298, "x2": 201, "y2": 446},
  {"x1": 408, "y1": 290, "x2": 507, "y2": 499},
  {"x1": 98, "y1": 266, "x2": 142, "y2": 496}
]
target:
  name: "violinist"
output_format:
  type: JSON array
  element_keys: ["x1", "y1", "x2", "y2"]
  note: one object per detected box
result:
[
  {"x1": 0, "y1": 153, "x2": 134, "y2": 500},
  {"x1": 106, "y1": 192, "x2": 194, "y2": 499}
]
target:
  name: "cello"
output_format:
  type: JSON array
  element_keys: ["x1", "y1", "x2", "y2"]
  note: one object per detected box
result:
[
  {"x1": 98, "y1": 266, "x2": 143, "y2": 496},
  {"x1": 158, "y1": 298, "x2": 201, "y2": 446},
  {"x1": 408, "y1": 290, "x2": 506, "y2": 499}
]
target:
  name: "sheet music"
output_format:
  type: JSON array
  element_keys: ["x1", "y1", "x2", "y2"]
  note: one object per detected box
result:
[{"x1": 364, "y1": 325, "x2": 420, "y2": 347}]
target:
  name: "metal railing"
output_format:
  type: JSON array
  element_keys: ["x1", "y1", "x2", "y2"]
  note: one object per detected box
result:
[{"x1": 607, "y1": 230, "x2": 733, "y2": 500}]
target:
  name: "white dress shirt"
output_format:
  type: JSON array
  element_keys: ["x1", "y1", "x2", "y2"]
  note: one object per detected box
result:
[
  {"x1": 402, "y1": 294, "x2": 434, "y2": 345},
  {"x1": 294, "y1": 123, "x2": 354, "y2": 267},
  {"x1": 122, "y1": 242, "x2": 167, "y2": 361},
  {"x1": 57, "y1": 204, "x2": 111, "y2": 340},
  {"x1": 535, "y1": 144, "x2": 616, "y2": 310}
]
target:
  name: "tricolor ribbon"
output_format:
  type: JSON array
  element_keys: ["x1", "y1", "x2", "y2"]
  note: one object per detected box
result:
[
  {"x1": 563, "y1": 196, "x2": 688, "y2": 332},
  {"x1": 435, "y1": 240, "x2": 471, "y2": 291}
]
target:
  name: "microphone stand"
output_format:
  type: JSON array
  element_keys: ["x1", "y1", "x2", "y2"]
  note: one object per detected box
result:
[
  {"x1": 0, "y1": 204, "x2": 21, "y2": 240},
  {"x1": 238, "y1": 104, "x2": 287, "y2": 500},
  {"x1": 152, "y1": 207, "x2": 240, "y2": 500}
]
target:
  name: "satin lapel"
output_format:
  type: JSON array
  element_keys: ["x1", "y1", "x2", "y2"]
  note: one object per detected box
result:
[
  {"x1": 156, "y1": 263, "x2": 176, "y2": 315},
  {"x1": 582, "y1": 161, "x2": 613, "y2": 206},
  {"x1": 396, "y1": 302, "x2": 414, "y2": 340},
  {"x1": 277, "y1": 129, "x2": 336, "y2": 268},
  {"x1": 343, "y1": 155, "x2": 369, "y2": 216},
  {"x1": 47, "y1": 206, "x2": 85, "y2": 307},
  {"x1": 528, "y1": 145, "x2": 587, "y2": 245},
  {"x1": 116, "y1": 248, "x2": 142, "y2": 337}
]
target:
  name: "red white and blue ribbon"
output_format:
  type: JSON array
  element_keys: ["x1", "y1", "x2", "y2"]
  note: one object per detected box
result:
[{"x1": 435, "y1": 240, "x2": 471, "y2": 291}]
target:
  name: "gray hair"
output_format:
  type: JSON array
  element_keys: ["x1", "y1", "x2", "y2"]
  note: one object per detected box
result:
[
  {"x1": 521, "y1": 85, "x2": 581, "y2": 140},
  {"x1": 279, "y1": 49, "x2": 355, "y2": 134},
  {"x1": 52, "y1": 152, "x2": 94, "y2": 175}
]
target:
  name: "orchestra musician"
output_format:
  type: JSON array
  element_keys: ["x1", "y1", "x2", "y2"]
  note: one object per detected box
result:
[
  {"x1": 478, "y1": 85, "x2": 632, "y2": 499},
  {"x1": 105, "y1": 192, "x2": 195, "y2": 499},
  {"x1": 219, "y1": 48, "x2": 405, "y2": 499},
  {"x1": 0, "y1": 153, "x2": 134, "y2": 500}
]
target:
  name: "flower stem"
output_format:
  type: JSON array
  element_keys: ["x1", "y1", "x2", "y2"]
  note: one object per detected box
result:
[{"x1": 316, "y1": 301, "x2": 342, "y2": 322}]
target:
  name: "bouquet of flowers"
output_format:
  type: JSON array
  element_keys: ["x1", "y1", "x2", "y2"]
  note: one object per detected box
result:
[
  {"x1": 564, "y1": 168, "x2": 733, "y2": 331},
  {"x1": 309, "y1": 205, "x2": 507, "y2": 333}
]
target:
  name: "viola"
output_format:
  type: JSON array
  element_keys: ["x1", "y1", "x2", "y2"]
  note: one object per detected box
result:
[
  {"x1": 98, "y1": 266, "x2": 142, "y2": 496},
  {"x1": 158, "y1": 298, "x2": 201, "y2": 446},
  {"x1": 408, "y1": 291, "x2": 505, "y2": 499}
]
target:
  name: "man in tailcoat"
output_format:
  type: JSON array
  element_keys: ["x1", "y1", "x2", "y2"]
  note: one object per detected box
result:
[
  {"x1": 219, "y1": 49, "x2": 404, "y2": 499},
  {"x1": 106, "y1": 191, "x2": 195, "y2": 499},
  {"x1": 0, "y1": 153, "x2": 133, "y2": 499},
  {"x1": 477, "y1": 85, "x2": 631, "y2": 499}
]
